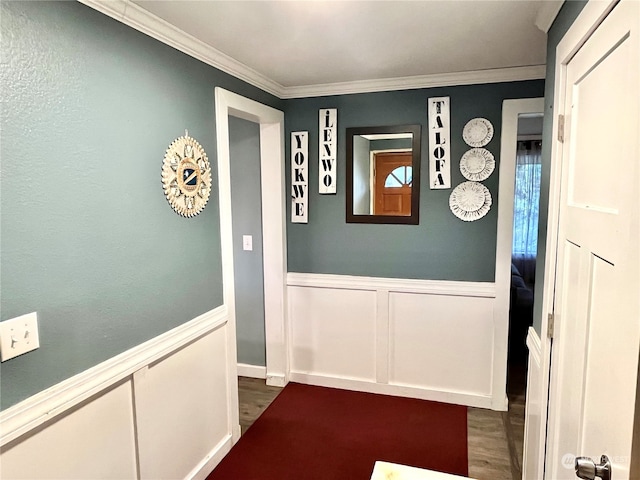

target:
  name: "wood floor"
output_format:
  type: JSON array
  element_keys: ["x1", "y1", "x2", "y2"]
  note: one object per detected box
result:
[{"x1": 237, "y1": 365, "x2": 526, "y2": 480}]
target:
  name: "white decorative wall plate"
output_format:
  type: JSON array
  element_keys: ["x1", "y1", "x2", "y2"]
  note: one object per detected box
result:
[
  {"x1": 449, "y1": 181, "x2": 492, "y2": 221},
  {"x1": 460, "y1": 148, "x2": 495, "y2": 181},
  {"x1": 162, "y1": 133, "x2": 212, "y2": 217},
  {"x1": 462, "y1": 118, "x2": 494, "y2": 147}
]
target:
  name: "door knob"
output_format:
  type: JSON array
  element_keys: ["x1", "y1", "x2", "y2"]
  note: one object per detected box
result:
[{"x1": 575, "y1": 455, "x2": 611, "y2": 480}]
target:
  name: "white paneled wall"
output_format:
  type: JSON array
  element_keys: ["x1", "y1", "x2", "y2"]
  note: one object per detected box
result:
[
  {"x1": 388, "y1": 291, "x2": 494, "y2": 395},
  {"x1": 290, "y1": 286, "x2": 377, "y2": 382},
  {"x1": 1, "y1": 381, "x2": 138, "y2": 480},
  {"x1": 1, "y1": 272, "x2": 510, "y2": 480},
  {"x1": 135, "y1": 327, "x2": 230, "y2": 480},
  {"x1": 287, "y1": 273, "x2": 501, "y2": 408},
  {"x1": 0, "y1": 307, "x2": 234, "y2": 480}
]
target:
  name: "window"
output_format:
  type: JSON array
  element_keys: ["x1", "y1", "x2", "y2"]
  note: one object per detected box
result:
[
  {"x1": 384, "y1": 166, "x2": 412, "y2": 188},
  {"x1": 512, "y1": 141, "x2": 542, "y2": 257}
]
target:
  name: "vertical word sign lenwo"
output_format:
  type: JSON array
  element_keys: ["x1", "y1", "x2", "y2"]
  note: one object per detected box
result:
[
  {"x1": 291, "y1": 131, "x2": 308, "y2": 223},
  {"x1": 428, "y1": 97, "x2": 451, "y2": 189},
  {"x1": 319, "y1": 108, "x2": 337, "y2": 194}
]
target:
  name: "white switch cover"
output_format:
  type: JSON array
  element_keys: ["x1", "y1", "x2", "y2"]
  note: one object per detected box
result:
[
  {"x1": 0, "y1": 312, "x2": 40, "y2": 361},
  {"x1": 243, "y1": 235, "x2": 253, "y2": 251}
]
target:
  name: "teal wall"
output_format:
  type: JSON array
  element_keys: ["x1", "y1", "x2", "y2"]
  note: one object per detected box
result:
[
  {"x1": 285, "y1": 81, "x2": 544, "y2": 281},
  {"x1": 352, "y1": 135, "x2": 371, "y2": 215},
  {"x1": 229, "y1": 117, "x2": 266, "y2": 367},
  {"x1": 532, "y1": 0, "x2": 588, "y2": 333},
  {"x1": 0, "y1": 1, "x2": 281, "y2": 409}
]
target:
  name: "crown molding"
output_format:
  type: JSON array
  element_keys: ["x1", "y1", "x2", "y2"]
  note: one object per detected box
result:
[
  {"x1": 79, "y1": 0, "x2": 546, "y2": 100},
  {"x1": 280, "y1": 65, "x2": 546, "y2": 99},
  {"x1": 77, "y1": 0, "x2": 284, "y2": 98},
  {"x1": 535, "y1": 0, "x2": 565, "y2": 33}
]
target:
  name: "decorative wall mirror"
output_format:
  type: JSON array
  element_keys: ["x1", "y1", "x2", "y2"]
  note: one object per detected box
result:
[{"x1": 346, "y1": 124, "x2": 421, "y2": 224}]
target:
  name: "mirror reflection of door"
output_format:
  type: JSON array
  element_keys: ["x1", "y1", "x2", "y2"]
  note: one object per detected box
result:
[{"x1": 373, "y1": 151, "x2": 412, "y2": 216}]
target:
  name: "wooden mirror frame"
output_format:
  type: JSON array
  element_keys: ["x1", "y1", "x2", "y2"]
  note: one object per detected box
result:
[{"x1": 346, "y1": 124, "x2": 421, "y2": 224}]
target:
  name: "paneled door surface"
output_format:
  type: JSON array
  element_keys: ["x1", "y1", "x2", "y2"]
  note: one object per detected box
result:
[{"x1": 546, "y1": 1, "x2": 639, "y2": 479}]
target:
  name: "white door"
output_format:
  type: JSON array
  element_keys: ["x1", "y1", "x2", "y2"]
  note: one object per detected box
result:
[{"x1": 546, "y1": 1, "x2": 639, "y2": 479}]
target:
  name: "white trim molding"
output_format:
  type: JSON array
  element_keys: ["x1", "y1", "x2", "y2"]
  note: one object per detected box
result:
[
  {"x1": 493, "y1": 97, "x2": 545, "y2": 412},
  {"x1": 522, "y1": 327, "x2": 545, "y2": 480},
  {"x1": 79, "y1": 0, "x2": 545, "y2": 99},
  {"x1": 535, "y1": 0, "x2": 565, "y2": 33},
  {"x1": 289, "y1": 372, "x2": 494, "y2": 409},
  {"x1": 287, "y1": 272, "x2": 495, "y2": 297},
  {"x1": 526, "y1": 326, "x2": 542, "y2": 366},
  {"x1": 0, "y1": 306, "x2": 228, "y2": 447},
  {"x1": 187, "y1": 435, "x2": 233, "y2": 480},
  {"x1": 237, "y1": 363, "x2": 266, "y2": 379},
  {"x1": 214, "y1": 88, "x2": 288, "y2": 393},
  {"x1": 280, "y1": 65, "x2": 546, "y2": 99},
  {"x1": 77, "y1": 0, "x2": 282, "y2": 97}
]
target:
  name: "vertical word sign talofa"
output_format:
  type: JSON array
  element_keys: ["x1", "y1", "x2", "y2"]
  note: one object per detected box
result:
[
  {"x1": 319, "y1": 108, "x2": 337, "y2": 194},
  {"x1": 291, "y1": 131, "x2": 308, "y2": 223},
  {"x1": 428, "y1": 97, "x2": 451, "y2": 189}
]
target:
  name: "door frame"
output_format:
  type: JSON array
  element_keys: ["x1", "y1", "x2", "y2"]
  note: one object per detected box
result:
[
  {"x1": 536, "y1": 1, "x2": 620, "y2": 477},
  {"x1": 214, "y1": 87, "x2": 288, "y2": 438},
  {"x1": 494, "y1": 97, "x2": 544, "y2": 411}
]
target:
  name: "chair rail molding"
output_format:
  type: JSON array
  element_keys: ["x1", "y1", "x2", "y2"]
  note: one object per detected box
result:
[{"x1": 0, "y1": 305, "x2": 227, "y2": 447}]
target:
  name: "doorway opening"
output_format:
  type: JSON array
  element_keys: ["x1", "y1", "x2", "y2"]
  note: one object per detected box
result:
[
  {"x1": 214, "y1": 88, "x2": 288, "y2": 442},
  {"x1": 495, "y1": 97, "x2": 544, "y2": 479},
  {"x1": 508, "y1": 114, "x2": 542, "y2": 370}
]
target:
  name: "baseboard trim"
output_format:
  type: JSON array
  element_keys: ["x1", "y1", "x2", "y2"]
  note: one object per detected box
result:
[
  {"x1": 289, "y1": 372, "x2": 494, "y2": 409},
  {"x1": 266, "y1": 374, "x2": 287, "y2": 387},
  {"x1": 186, "y1": 434, "x2": 233, "y2": 480},
  {"x1": 287, "y1": 273, "x2": 495, "y2": 298},
  {"x1": 237, "y1": 363, "x2": 266, "y2": 379},
  {"x1": 0, "y1": 305, "x2": 228, "y2": 447}
]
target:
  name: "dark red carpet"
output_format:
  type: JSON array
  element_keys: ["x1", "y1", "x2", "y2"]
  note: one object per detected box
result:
[{"x1": 207, "y1": 383, "x2": 468, "y2": 479}]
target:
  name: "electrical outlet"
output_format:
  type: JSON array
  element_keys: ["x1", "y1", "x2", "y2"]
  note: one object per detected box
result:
[
  {"x1": 0, "y1": 312, "x2": 40, "y2": 361},
  {"x1": 243, "y1": 235, "x2": 253, "y2": 251}
]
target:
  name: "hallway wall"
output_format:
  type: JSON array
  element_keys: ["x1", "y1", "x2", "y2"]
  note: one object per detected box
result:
[{"x1": 0, "y1": 0, "x2": 282, "y2": 410}]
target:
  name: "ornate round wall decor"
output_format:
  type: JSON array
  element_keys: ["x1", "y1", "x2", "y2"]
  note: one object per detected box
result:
[
  {"x1": 449, "y1": 181, "x2": 492, "y2": 221},
  {"x1": 460, "y1": 148, "x2": 495, "y2": 181},
  {"x1": 462, "y1": 118, "x2": 494, "y2": 147},
  {"x1": 162, "y1": 133, "x2": 211, "y2": 218}
]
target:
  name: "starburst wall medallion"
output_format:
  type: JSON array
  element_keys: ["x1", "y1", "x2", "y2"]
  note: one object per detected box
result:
[{"x1": 162, "y1": 132, "x2": 212, "y2": 218}]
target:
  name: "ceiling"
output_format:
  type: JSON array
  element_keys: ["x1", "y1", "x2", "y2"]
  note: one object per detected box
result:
[{"x1": 131, "y1": 0, "x2": 550, "y2": 93}]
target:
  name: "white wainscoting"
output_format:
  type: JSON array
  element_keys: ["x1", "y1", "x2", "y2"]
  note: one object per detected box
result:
[
  {"x1": 287, "y1": 273, "x2": 500, "y2": 409},
  {"x1": 0, "y1": 306, "x2": 234, "y2": 480},
  {"x1": 522, "y1": 327, "x2": 544, "y2": 480}
]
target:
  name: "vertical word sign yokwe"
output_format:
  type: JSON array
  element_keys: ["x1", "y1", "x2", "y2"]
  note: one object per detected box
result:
[
  {"x1": 291, "y1": 131, "x2": 308, "y2": 223},
  {"x1": 428, "y1": 97, "x2": 451, "y2": 189},
  {"x1": 319, "y1": 108, "x2": 337, "y2": 194}
]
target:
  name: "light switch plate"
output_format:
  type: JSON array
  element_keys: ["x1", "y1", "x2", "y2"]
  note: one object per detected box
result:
[
  {"x1": 0, "y1": 312, "x2": 40, "y2": 361},
  {"x1": 243, "y1": 235, "x2": 253, "y2": 251}
]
